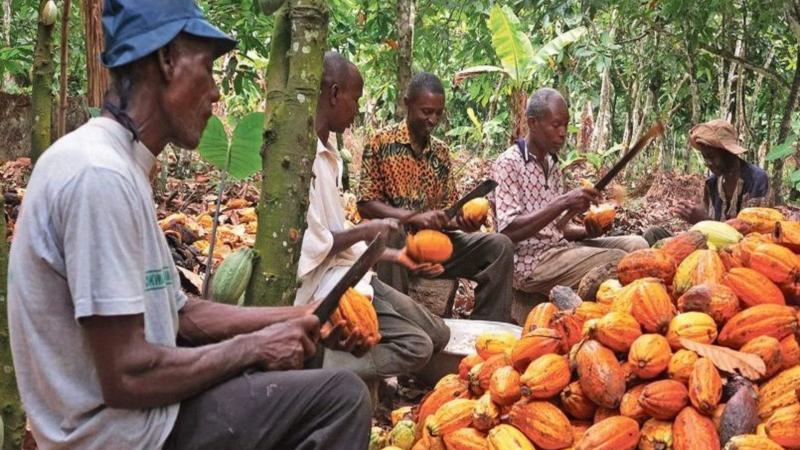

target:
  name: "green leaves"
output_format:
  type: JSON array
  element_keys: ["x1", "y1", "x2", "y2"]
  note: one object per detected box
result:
[
  {"x1": 487, "y1": 5, "x2": 534, "y2": 83},
  {"x1": 197, "y1": 112, "x2": 264, "y2": 180},
  {"x1": 766, "y1": 136, "x2": 797, "y2": 162},
  {"x1": 531, "y1": 26, "x2": 587, "y2": 68}
]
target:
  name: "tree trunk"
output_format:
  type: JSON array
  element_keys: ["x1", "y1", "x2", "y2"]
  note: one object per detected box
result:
[
  {"x1": 57, "y1": 0, "x2": 71, "y2": 138},
  {"x1": 246, "y1": 1, "x2": 329, "y2": 306},
  {"x1": 1, "y1": 0, "x2": 10, "y2": 89},
  {"x1": 0, "y1": 191, "x2": 25, "y2": 450},
  {"x1": 81, "y1": 0, "x2": 108, "y2": 109},
  {"x1": 31, "y1": 0, "x2": 56, "y2": 163},
  {"x1": 590, "y1": 62, "x2": 613, "y2": 152},
  {"x1": 578, "y1": 100, "x2": 593, "y2": 152},
  {"x1": 394, "y1": 0, "x2": 414, "y2": 118},
  {"x1": 771, "y1": 50, "x2": 800, "y2": 204},
  {"x1": 509, "y1": 88, "x2": 526, "y2": 142}
]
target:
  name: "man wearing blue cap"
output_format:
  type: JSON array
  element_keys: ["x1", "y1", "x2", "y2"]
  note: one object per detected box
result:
[{"x1": 7, "y1": 1, "x2": 372, "y2": 449}]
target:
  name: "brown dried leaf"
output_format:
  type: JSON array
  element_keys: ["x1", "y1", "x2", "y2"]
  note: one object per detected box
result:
[{"x1": 679, "y1": 338, "x2": 766, "y2": 380}]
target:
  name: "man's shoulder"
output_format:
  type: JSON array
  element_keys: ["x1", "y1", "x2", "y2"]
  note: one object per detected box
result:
[
  {"x1": 495, "y1": 145, "x2": 524, "y2": 166},
  {"x1": 368, "y1": 122, "x2": 407, "y2": 150}
]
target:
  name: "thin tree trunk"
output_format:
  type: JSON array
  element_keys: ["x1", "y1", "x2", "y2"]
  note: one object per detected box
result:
[
  {"x1": 57, "y1": 0, "x2": 71, "y2": 138},
  {"x1": 81, "y1": 0, "x2": 108, "y2": 108},
  {"x1": 771, "y1": 50, "x2": 800, "y2": 204},
  {"x1": 686, "y1": 39, "x2": 700, "y2": 172},
  {"x1": 0, "y1": 191, "x2": 25, "y2": 450},
  {"x1": 394, "y1": 0, "x2": 414, "y2": 118},
  {"x1": 578, "y1": 100, "x2": 593, "y2": 152},
  {"x1": 748, "y1": 45, "x2": 775, "y2": 148},
  {"x1": 246, "y1": 1, "x2": 329, "y2": 306},
  {"x1": 31, "y1": 0, "x2": 57, "y2": 163},
  {"x1": 590, "y1": 63, "x2": 613, "y2": 152},
  {"x1": 1, "y1": 0, "x2": 10, "y2": 89},
  {"x1": 509, "y1": 88, "x2": 526, "y2": 142}
]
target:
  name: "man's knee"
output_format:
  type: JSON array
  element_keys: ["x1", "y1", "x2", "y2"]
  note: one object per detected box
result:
[
  {"x1": 429, "y1": 317, "x2": 451, "y2": 353},
  {"x1": 602, "y1": 248, "x2": 628, "y2": 265},
  {"x1": 316, "y1": 369, "x2": 371, "y2": 412},
  {"x1": 486, "y1": 233, "x2": 515, "y2": 260},
  {"x1": 622, "y1": 235, "x2": 650, "y2": 252}
]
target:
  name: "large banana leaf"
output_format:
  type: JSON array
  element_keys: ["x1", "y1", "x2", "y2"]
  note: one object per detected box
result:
[
  {"x1": 453, "y1": 65, "x2": 507, "y2": 85},
  {"x1": 528, "y1": 26, "x2": 588, "y2": 76},
  {"x1": 486, "y1": 5, "x2": 534, "y2": 83}
]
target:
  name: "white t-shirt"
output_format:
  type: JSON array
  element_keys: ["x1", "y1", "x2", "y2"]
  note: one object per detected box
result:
[
  {"x1": 7, "y1": 118, "x2": 185, "y2": 449},
  {"x1": 294, "y1": 138, "x2": 373, "y2": 305}
]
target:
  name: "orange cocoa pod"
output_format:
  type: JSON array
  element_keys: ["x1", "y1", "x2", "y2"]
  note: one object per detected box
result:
[
  {"x1": 638, "y1": 418, "x2": 673, "y2": 450},
  {"x1": 741, "y1": 336, "x2": 784, "y2": 379},
  {"x1": 719, "y1": 245, "x2": 745, "y2": 271},
  {"x1": 781, "y1": 334, "x2": 800, "y2": 370},
  {"x1": 747, "y1": 242, "x2": 800, "y2": 284},
  {"x1": 725, "y1": 434, "x2": 784, "y2": 450},
  {"x1": 668, "y1": 349, "x2": 698, "y2": 385},
  {"x1": 718, "y1": 304, "x2": 798, "y2": 349},
  {"x1": 510, "y1": 328, "x2": 562, "y2": 371},
  {"x1": 519, "y1": 353, "x2": 570, "y2": 400},
  {"x1": 619, "y1": 383, "x2": 648, "y2": 422},
  {"x1": 657, "y1": 230, "x2": 708, "y2": 265},
  {"x1": 738, "y1": 207, "x2": 785, "y2": 234},
  {"x1": 522, "y1": 302, "x2": 558, "y2": 334},
  {"x1": 765, "y1": 403, "x2": 800, "y2": 448},
  {"x1": 336, "y1": 288, "x2": 381, "y2": 340},
  {"x1": 576, "y1": 340, "x2": 626, "y2": 409},
  {"x1": 712, "y1": 403, "x2": 726, "y2": 430},
  {"x1": 574, "y1": 301, "x2": 610, "y2": 323},
  {"x1": 666, "y1": 312, "x2": 718, "y2": 350},
  {"x1": 486, "y1": 424, "x2": 536, "y2": 450},
  {"x1": 673, "y1": 249, "x2": 726, "y2": 296},
  {"x1": 472, "y1": 392, "x2": 499, "y2": 432},
  {"x1": 617, "y1": 248, "x2": 677, "y2": 286},
  {"x1": 551, "y1": 311, "x2": 583, "y2": 353},
  {"x1": 638, "y1": 379, "x2": 689, "y2": 420},
  {"x1": 673, "y1": 406, "x2": 721, "y2": 450},
  {"x1": 596, "y1": 279, "x2": 624, "y2": 306},
  {"x1": 489, "y1": 366, "x2": 522, "y2": 406},
  {"x1": 560, "y1": 381, "x2": 597, "y2": 421},
  {"x1": 461, "y1": 197, "x2": 490, "y2": 225},
  {"x1": 508, "y1": 401, "x2": 573, "y2": 449},
  {"x1": 676, "y1": 283, "x2": 740, "y2": 325},
  {"x1": 407, "y1": 229, "x2": 453, "y2": 263},
  {"x1": 586, "y1": 311, "x2": 642, "y2": 353},
  {"x1": 688, "y1": 357, "x2": 722, "y2": 415},
  {"x1": 774, "y1": 220, "x2": 800, "y2": 252},
  {"x1": 723, "y1": 267, "x2": 785, "y2": 307},
  {"x1": 584, "y1": 203, "x2": 616, "y2": 230},
  {"x1": 625, "y1": 278, "x2": 676, "y2": 333},
  {"x1": 758, "y1": 365, "x2": 800, "y2": 421},
  {"x1": 458, "y1": 354, "x2": 484, "y2": 381},
  {"x1": 628, "y1": 334, "x2": 672, "y2": 379},
  {"x1": 726, "y1": 217, "x2": 754, "y2": 235},
  {"x1": 470, "y1": 353, "x2": 511, "y2": 394},
  {"x1": 475, "y1": 332, "x2": 518, "y2": 360},
  {"x1": 426, "y1": 398, "x2": 476, "y2": 437},
  {"x1": 575, "y1": 416, "x2": 640, "y2": 450},
  {"x1": 417, "y1": 375, "x2": 471, "y2": 428},
  {"x1": 570, "y1": 422, "x2": 591, "y2": 446},
  {"x1": 442, "y1": 427, "x2": 488, "y2": 450}
]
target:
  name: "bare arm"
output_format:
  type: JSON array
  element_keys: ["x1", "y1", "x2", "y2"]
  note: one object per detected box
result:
[
  {"x1": 329, "y1": 218, "x2": 399, "y2": 255},
  {"x1": 358, "y1": 199, "x2": 411, "y2": 221},
  {"x1": 500, "y1": 198, "x2": 570, "y2": 243},
  {"x1": 358, "y1": 200, "x2": 451, "y2": 230},
  {"x1": 82, "y1": 313, "x2": 319, "y2": 409},
  {"x1": 178, "y1": 297, "x2": 313, "y2": 345},
  {"x1": 561, "y1": 223, "x2": 589, "y2": 241}
]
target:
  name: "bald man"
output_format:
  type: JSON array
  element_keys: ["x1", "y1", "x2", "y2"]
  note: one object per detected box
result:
[{"x1": 294, "y1": 52, "x2": 450, "y2": 381}]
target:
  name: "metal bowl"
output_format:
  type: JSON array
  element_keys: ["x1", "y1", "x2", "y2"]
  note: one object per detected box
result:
[{"x1": 416, "y1": 318, "x2": 522, "y2": 386}]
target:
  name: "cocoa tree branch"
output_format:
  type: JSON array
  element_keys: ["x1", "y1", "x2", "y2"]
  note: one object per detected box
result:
[{"x1": 696, "y1": 41, "x2": 790, "y2": 88}]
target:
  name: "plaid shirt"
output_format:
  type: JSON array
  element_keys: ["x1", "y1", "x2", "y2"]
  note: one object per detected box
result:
[
  {"x1": 358, "y1": 121, "x2": 458, "y2": 211},
  {"x1": 492, "y1": 141, "x2": 570, "y2": 287}
]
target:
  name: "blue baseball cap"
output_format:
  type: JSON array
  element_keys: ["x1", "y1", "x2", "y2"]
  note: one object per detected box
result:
[{"x1": 101, "y1": 0, "x2": 238, "y2": 69}]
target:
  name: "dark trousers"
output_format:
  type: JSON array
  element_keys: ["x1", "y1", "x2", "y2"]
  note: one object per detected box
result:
[
  {"x1": 376, "y1": 230, "x2": 514, "y2": 322},
  {"x1": 163, "y1": 369, "x2": 371, "y2": 450}
]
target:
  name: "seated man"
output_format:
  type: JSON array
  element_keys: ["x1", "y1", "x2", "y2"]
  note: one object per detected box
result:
[
  {"x1": 492, "y1": 88, "x2": 648, "y2": 309},
  {"x1": 357, "y1": 72, "x2": 514, "y2": 323},
  {"x1": 7, "y1": 2, "x2": 370, "y2": 449},
  {"x1": 673, "y1": 119, "x2": 769, "y2": 224},
  {"x1": 294, "y1": 53, "x2": 450, "y2": 380}
]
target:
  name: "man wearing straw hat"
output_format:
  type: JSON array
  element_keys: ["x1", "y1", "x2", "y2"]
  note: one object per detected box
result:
[{"x1": 673, "y1": 119, "x2": 769, "y2": 224}]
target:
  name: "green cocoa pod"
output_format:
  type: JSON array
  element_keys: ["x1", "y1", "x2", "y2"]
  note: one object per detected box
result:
[{"x1": 211, "y1": 248, "x2": 256, "y2": 304}]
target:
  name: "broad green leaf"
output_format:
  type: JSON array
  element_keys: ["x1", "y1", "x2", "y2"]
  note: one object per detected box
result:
[
  {"x1": 529, "y1": 26, "x2": 587, "y2": 74},
  {"x1": 486, "y1": 5, "x2": 534, "y2": 83},
  {"x1": 197, "y1": 115, "x2": 230, "y2": 172},
  {"x1": 766, "y1": 138, "x2": 795, "y2": 162},
  {"x1": 789, "y1": 169, "x2": 800, "y2": 184},
  {"x1": 228, "y1": 112, "x2": 265, "y2": 180}
]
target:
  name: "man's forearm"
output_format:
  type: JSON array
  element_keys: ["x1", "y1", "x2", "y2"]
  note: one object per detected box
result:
[
  {"x1": 561, "y1": 223, "x2": 588, "y2": 241},
  {"x1": 501, "y1": 199, "x2": 568, "y2": 243},
  {"x1": 331, "y1": 226, "x2": 370, "y2": 255},
  {"x1": 358, "y1": 200, "x2": 411, "y2": 220},
  {"x1": 179, "y1": 298, "x2": 307, "y2": 345}
]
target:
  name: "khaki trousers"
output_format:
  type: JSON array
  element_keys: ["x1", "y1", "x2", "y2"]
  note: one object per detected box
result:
[{"x1": 519, "y1": 235, "x2": 649, "y2": 296}]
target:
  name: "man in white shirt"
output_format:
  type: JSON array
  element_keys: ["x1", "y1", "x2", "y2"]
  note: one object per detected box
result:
[
  {"x1": 296, "y1": 52, "x2": 450, "y2": 379},
  {"x1": 7, "y1": 1, "x2": 371, "y2": 448}
]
